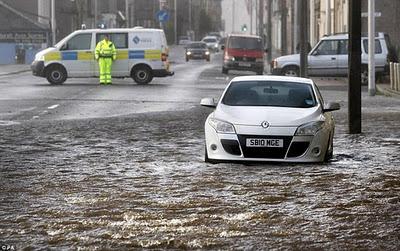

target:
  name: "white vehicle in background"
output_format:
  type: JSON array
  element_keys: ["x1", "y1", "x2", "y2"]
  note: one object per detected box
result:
[
  {"x1": 201, "y1": 36, "x2": 219, "y2": 52},
  {"x1": 31, "y1": 27, "x2": 174, "y2": 85},
  {"x1": 178, "y1": 35, "x2": 191, "y2": 46},
  {"x1": 271, "y1": 32, "x2": 390, "y2": 85},
  {"x1": 201, "y1": 75, "x2": 340, "y2": 163}
]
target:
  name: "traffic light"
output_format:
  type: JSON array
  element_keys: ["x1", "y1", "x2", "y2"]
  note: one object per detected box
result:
[{"x1": 241, "y1": 24, "x2": 247, "y2": 32}]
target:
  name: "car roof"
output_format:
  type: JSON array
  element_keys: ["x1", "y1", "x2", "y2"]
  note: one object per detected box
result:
[
  {"x1": 228, "y1": 34, "x2": 262, "y2": 39},
  {"x1": 321, "y1": 32, "x2": 385, "y2": 40},
  {"x1": 231, "y1": 75, "x2": 314, "y2": 85},
  {"x1": 74, "y1": 27, "x2": 163, "y2": 34}
]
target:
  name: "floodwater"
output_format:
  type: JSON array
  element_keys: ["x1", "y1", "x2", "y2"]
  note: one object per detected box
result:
[{"x1": 1, "y1": 107, "x2": 399, "y2": 250}]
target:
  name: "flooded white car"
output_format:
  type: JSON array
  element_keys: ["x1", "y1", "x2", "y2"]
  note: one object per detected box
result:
[{"x1": 201, "y1": 75, "x2": 340, "y2": 163}]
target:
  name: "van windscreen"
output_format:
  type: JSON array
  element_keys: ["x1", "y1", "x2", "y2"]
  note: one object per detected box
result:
[{"x1": 228, "y1": 37, "x2": 263, "y2": 50}]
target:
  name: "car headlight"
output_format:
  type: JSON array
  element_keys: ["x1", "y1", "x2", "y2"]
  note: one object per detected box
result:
[
  {"x1": 214, "y1": 44, "x2": 218, "y2": 48},
  {"x1": 186, "y1": 51, "x2": 192, "y2": 55},
  {"x1": 224, "y1": 55, "x2": 235, "y2": 62},
  {"x1": 295, "y1": 121, "x2": 325, "y2": 136},
  {"x1": 271, "y1": 59, "x2": 278, "y2": 68},
  {"x1": 205, "y1": 51, "x2": 210, "y2": 55},
  {"x1": 208, "y1": 118, "x2": 236, "y2": 134}
]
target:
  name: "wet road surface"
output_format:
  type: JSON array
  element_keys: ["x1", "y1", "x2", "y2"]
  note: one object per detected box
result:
[{"x1": 1, "y1": 51, "x2": 400, "y2": 249}]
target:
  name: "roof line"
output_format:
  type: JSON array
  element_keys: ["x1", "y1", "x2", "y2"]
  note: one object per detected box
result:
[{"x1": 0, "y1": 0, "x2": 49, "y2": 30}]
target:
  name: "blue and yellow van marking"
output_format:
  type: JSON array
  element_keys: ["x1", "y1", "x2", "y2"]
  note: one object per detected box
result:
[{"x1": 44, "y1": 50, "x2": 161, "y2": 61}]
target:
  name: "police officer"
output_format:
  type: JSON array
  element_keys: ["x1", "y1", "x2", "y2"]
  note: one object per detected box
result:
[{"x1": 95, "y1": 34, "x2": 116, "y2": 85}]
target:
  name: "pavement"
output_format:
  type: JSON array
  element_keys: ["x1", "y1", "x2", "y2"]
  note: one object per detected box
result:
[
  {"x1": 1, "y1": 62, "x2": 399, "y2": 98},
  {"x1": 0, "y1": 64, "x2": 30, "y2": 76}
]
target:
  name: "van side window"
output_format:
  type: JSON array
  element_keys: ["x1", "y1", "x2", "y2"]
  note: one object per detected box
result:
[
  {"x1": 96, "y1": 33, "x2": 128, "y2": 49},
  {"x1": 62, "y1": 34, "x2": 92, "y2": 51},
  {"x1": 363, "y1": 39, "x2": 382, "y2": 54}
]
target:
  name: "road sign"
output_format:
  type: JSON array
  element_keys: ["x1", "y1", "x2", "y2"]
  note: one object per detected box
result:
[{"x1": 156, "y1": 10, "x2": 170, "y2": 23}]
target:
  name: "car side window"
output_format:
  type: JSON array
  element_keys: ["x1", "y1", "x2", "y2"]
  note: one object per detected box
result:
[
  {"x1": 314, "y1": 40, "x2": 339, "y2": 55},
  {"x1": 61, "y1": 33, "x2": 92, "y2": 51},
  {"x1": 363, "y1": 39, "x2": 383, "y2": 54},
  {"x1": 338, "y1": 40, "x2": 348, "y2": 55},
  {"x1": 313, "y1": 83, "x2": 325, "y2": 105}
]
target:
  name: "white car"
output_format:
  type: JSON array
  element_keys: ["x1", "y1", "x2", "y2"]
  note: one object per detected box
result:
[
  {"x1": 271, "y1": 33, "x2": 390, "y2": 85},
  {"x1": 200, "y1": 75, "x2": 340, "y2": 163},
  {"x1": 201, "y1": 36, "x2": 219, "y2": 52}
]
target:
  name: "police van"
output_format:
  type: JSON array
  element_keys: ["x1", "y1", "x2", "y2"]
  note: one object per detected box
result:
[{"x1": 31, "y1": 27, "x2": 173, "y2": 85}]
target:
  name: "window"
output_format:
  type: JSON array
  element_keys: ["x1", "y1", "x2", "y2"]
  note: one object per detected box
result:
[
  {"x1": 62, "y1": 33, "x2": 92, "y2": 50},
  {"x1": 222, "y1": 81, "x2": 317, "y2": 108},
  {"x1": 96, "y1": 33, "x2": 128, "y2": 49},
  {"x1": 338, "y1": 40, "x2": 348, "y2": 55},
  {"x1": 363, "y1": 39, "x2": 382, "y2": 54},
  {"x1": 228, "y1": 37, "x2": 263, "y2": 50},
  {"x1": 314, "y1": 40, "x2": 339, "y2": 55}
]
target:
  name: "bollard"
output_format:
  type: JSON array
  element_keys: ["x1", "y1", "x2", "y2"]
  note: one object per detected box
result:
[
  {"x1": 397, "y1": 63, "x2": 400, "y2": 91},
  {"x1": 389, "y1": 62, "x2": 395, "y2": 90}
]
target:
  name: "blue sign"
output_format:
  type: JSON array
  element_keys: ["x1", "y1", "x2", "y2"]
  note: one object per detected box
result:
[{"x1": 156, "y1": 10, "x2": 169, "y2": 23}]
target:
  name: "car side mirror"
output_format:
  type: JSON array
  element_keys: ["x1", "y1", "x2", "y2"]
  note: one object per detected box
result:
[
  {"x1": 60, "y1": 43, "x2": 68, "y2": 51},
  {"x1": 200, "y1": 98, "x2": 217, "y2": 108},
  {"x1": 221, "y1": 45, "x2": 225, "y2": 50},
  {"x1": 323, "y1": 102, "x2": 340, "y2": 112}
]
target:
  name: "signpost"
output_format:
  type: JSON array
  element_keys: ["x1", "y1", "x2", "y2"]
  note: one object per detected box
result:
[{"x1": 156, "y1": 10, "x2": 170, "y2": 23}]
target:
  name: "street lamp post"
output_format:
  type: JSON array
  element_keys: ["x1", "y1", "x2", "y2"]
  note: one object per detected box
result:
[
  {"x1": 51, "y1": 0, "x2": 56, "y2": 45},
  {"x1": 368, "y1": 0, "x2": 376, "y2": 96}
]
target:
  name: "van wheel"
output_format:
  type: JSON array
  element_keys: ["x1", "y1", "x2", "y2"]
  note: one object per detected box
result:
[
  {"x1": 132, "y1": 66, "x2": 153, "y2": 84},
  {"x1": 46, "y1": 65, "x2": 67, "y2": 85},
  {"x1": 282, "y1": 66, "x2": 299, "y2": 77},
  {"x1": 222, "y1": 67, "x2": 228, "y2": 74}
]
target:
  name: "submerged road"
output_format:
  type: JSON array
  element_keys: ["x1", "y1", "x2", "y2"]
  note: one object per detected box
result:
[{"x1": 1, "y1": 48, "x2": 400, "y2": 249}]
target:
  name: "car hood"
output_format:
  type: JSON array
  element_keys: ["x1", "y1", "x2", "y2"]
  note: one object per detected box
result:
[
  {"x1": 275, "y1": 53, "x2": 300, "y2": 62},
  {"x1": 213, "y1": 104, "x2": 322, "y2": 127},
  {"x1": 34, "y1": 47, "x2": 56, "y2": 61}
]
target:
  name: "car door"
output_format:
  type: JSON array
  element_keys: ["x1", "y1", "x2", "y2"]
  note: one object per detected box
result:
[
  {"x1": 308, "y1": 40, "x2": 339, "y2": 76},
  {"x1": 95, "y1": 33, "x2": 129, "y2": 77},
  {"x1": 59, "y1": 33, "x2": 94, "y2": 77},
  {"x1": 336, "y1": 39, "x2": 348, "y2": 76}
]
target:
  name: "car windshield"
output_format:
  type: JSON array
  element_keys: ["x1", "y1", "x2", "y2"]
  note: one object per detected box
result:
[
  {"x1": 203, "y1": 38, "x2": 217, "y2": 43},
  {"x1": 228, "y1": 37, "x2": 263, "y2": 50},
  {"x1": 188, "y1": 43, "x2": 207, "y2": 49},
  {"x1": 222, "y1": 81, "x2": 317, "y2": 108}
]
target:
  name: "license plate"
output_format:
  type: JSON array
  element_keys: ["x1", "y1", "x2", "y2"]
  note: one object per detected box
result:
[
  {"x1": 246, "y1": 138, "x2": 283, "y2": 148},
  {"x1": 239, "y1": 62, "x2": 251, "y2": 67}
]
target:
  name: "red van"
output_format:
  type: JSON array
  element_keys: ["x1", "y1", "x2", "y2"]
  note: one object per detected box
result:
[{"x1": 222, "y1": 34, "x2": 265, "y2": 75}]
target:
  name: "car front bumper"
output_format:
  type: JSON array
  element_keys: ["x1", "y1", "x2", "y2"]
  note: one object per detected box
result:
[
  {"x1": 223, "y1": 61, "x2": 264, "y2": 72},
  {"x1": 31, "y1": 60, "x2": 45, "y2": 77},
  {"x1": 205, "y1": 122, "x2": 331, "y2": 163}
]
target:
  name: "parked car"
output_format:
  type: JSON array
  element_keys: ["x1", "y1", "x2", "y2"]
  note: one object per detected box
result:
[
  {"x1": 31, "y1": 27, "x2": 173, "y2": 85},
  {"x1": 201, "y1": 36, "x2": 219, "y2": 52},
  {"x1": 222, "y1": 34, "x2": 266, "y2": 75},
  {"x1": 271, "y1": 32, "x2": 390, "y2": 85},
  {"x1": 185, "y1": 42, "x2": 210, "y2": 62},
  {"x1": 178, "y1": 35, "x2": 191, "y2": 46},
  {"x1": 200, "y1": 75, "x2": 340, "y2": 163}
]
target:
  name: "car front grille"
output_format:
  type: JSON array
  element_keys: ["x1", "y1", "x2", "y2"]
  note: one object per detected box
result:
[
  {"x1": 237, "y1": 135, "x2": 293, "y2": 159},
  {"x1": 221, "y1": 139, "x2": 241, "y2": 156},
  {"x1": 234, "y1": 56, "x2": 256, "y2": 62},
  {"x1": 287, "y1": 142, "x2": 310, "y2": 158}
]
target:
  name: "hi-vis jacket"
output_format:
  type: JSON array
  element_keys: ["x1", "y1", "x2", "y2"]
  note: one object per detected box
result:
[{"x1": 95, "y1": 40, "x2": 116, "y2": 60}]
